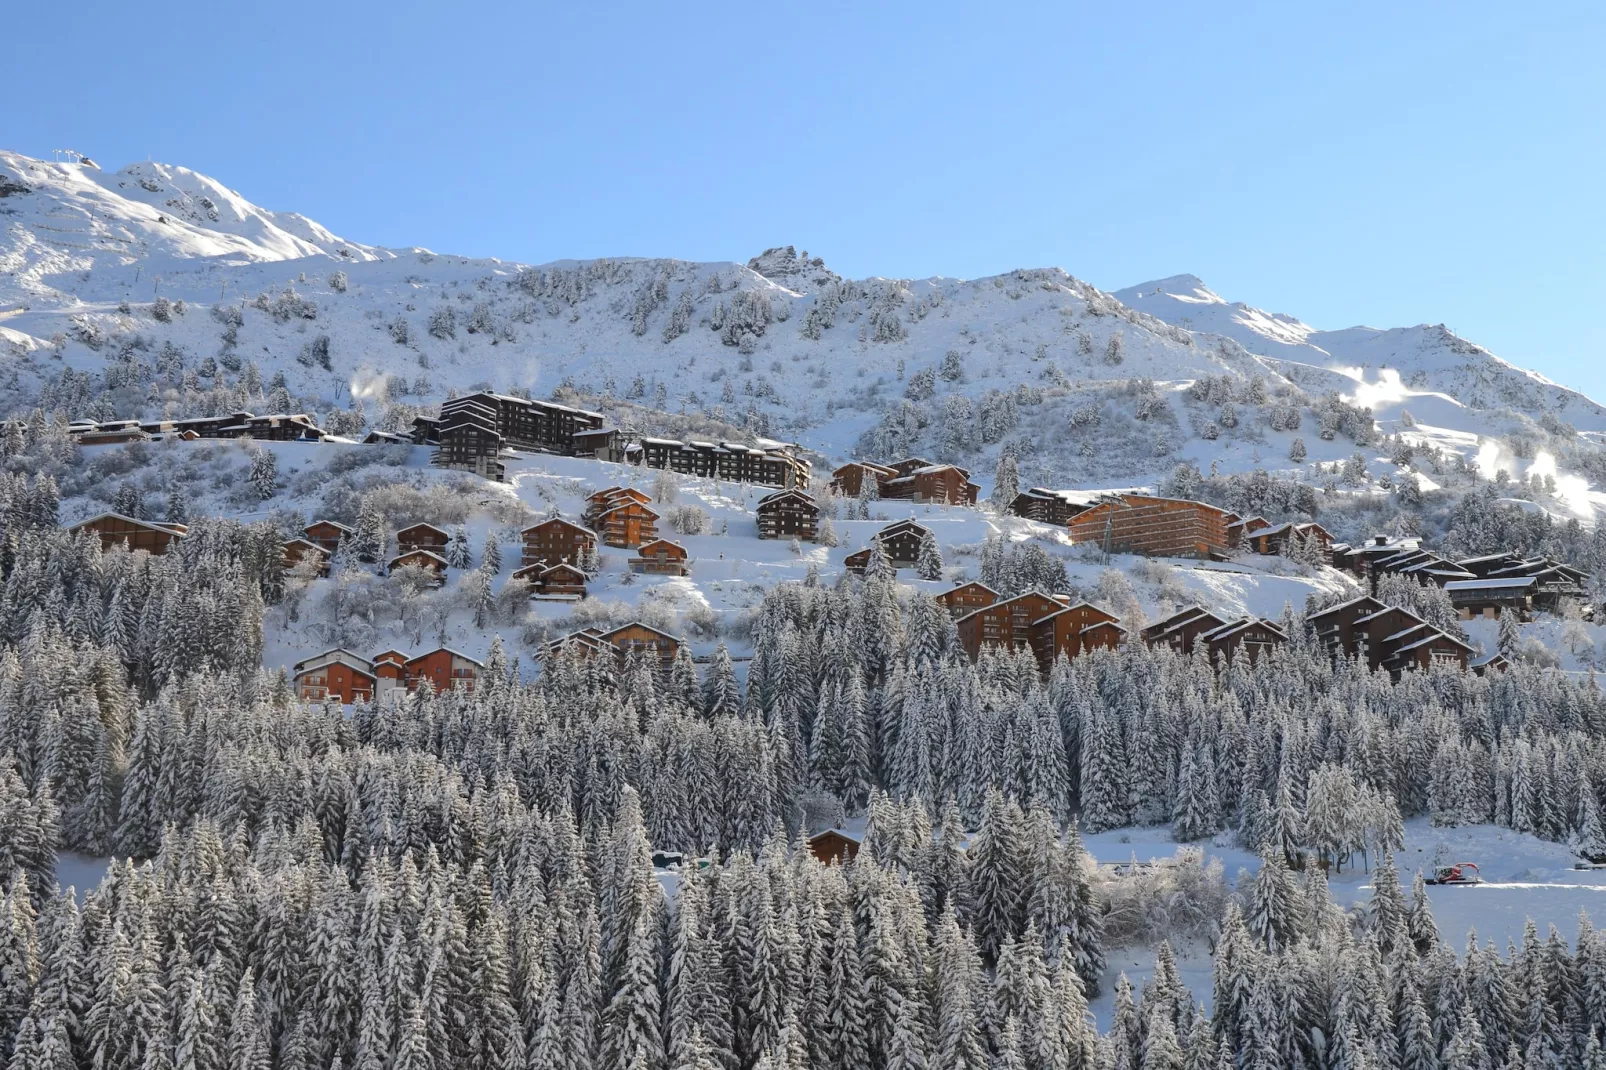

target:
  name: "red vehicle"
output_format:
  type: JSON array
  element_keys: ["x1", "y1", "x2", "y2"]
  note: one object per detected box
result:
[{"x1": 1425, "y1": 862, "x2": 1482, "y2": 885}]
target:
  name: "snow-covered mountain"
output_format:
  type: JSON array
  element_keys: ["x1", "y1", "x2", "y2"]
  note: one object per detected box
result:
[{"x1": 4, "y1": 150, "x2": 1604, "y2": 517}]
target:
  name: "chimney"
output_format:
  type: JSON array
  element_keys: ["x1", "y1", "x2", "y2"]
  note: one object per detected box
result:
[{"x1": 1374, "y1": 535, "x2": 1389, "y2": 546}]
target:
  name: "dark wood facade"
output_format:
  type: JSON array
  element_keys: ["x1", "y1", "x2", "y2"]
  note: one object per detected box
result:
[
  {"x1": 304, "y1": 519, "x2": 352, "y2": 555},
  {"x1": 1009, "y1": 488, "x2": 1091, "y2": 526},
  {"x1": 755, "y1": 490, "x2": 820, "y2": 540},
  {"x1": 1308, "y1": 596, "x2": 1471, "y2": 674},
  {"x1": 632, "y1": 437, "x2": 810, "y2": 488},
  {"x1": 1141, "y1": 608, "x2": 1230, "y2": 656},
  {"x1": 396, "y1": 523, "x2": 450, "y2": 555},
  {"x1": 1200, "y1": 617, "x2": 1287, "y2": 665}
]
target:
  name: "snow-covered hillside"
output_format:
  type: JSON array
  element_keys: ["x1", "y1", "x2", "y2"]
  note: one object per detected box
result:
[{"x1": 6, "y1": 150, "x2": 1606, "y2": 522}]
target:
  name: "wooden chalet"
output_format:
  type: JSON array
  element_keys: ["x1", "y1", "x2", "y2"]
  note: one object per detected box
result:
[
  {"x1": 1471, "y1": 651, "x2": 1510, "y2": 676},
  {"x1": 878, "y1": 463, "x2": 980, "y2": 506},
  {"x1": 599, "y1": 622, "x2": 682, "y2": 670},
  {"x1": 1199, "y1": 617, "x2": 1287, "y2": 665},
  {"x1": 755, "y1": 489, "x2": 819, "y2": 540},
  {"x1": 70, "y1": 512, "x2": 188, "y2": 555},
  {"x1": 583, "y1": 486, "x2": 652, "y2": 527},
  {"x1": 632, "y1": 437, "x2": 811, "y2": 488},
  {"x1": 530, "y1": 562, "x2": 588, "y2": 598},
  {"x1": 830, "y1": 461, "x2": 898, "y2": 498},
  {"x1": 1009, "y1": 488, "x2": 1092, "y2": 527},
  {"x1": 389, "y1": 549, "x2": 448, "y2": 584},
  {"x1": 571, "y1": 427, "x2": 626, "y2": 462},
  {"x1": 594, "y1": 500, "x2": 660, "y2": 549},
  {"x1": 1226, "y1": 516, "x2": 1271, "y2": 549},
  {"x1": 936, "y1": 581, "x2": 999, "y2": 618},
  {"x1": 1331, "y1": 536, "x2": 1474, "y2": 589},
  {"x1": 844, "y1": 519, "x2": 934, "y2": 574},
  {"x1": 1067, "y1": 494, "x2": 1239, "y2": 559},
  {"x1": 843, "y1": 547, "x2": 876, "y2": 575},
  {"x1": 1307, "y1": 596, "x2": 1471, "y2": 673},
  {"x1": 405, "y1": 648, "x2": 484, "y2": 693},
  {"x1": 540, "y1": 627, "x2": 613, "y2": 665},
  {"x1": 78, "y1": 425, "x2": 151, "y2": 446},
  {"x1": 1245, "y1": 521, "x2": 1333, "y2": 561},
  {"x1": 1457, "y1": 553, "x2": 1586, "y2": 611},
  {"x1": 292, "y1": 649, "x2": 376, "y2": 704},
  {"x1": 304, "y1": 519, "x2": 352, "y2": 555},
  {"x1": 363, "y1": 429, "x2": 413, "y2": 445},
  {"x1": 282, "y1": 537, "x2": 330, "y2": 577},
  {"x1": 396, "y1": 522, "x2": 450, "y2": 555},
  {"x1": 242, "y1": 413, "x2": 326, "y2": 441},
  {"x1": 955, "y1": 591, "x2": 1067, "y2": 661},
  {"x1": 521, "y1": 517, "x2": 597, "y2": 568},
  {"x1": 1442, "y1": 577, "x2": 1535, "y2": 620},
  {"x1": 1141, "y1": 607, "x2": 1230, "y2": 656},
  {"x1": 630, "y1": 538, "x2": 690, "y2": 575},
  {"x1": 1030, "y1": 601, "x2": 1124, "y2": 666},
  {"x1": 807, "y1": 829, "x2": 862, "y2": 866},
  {"x1": 874, "y1": 519, "x2": 931, "y2": 568}
]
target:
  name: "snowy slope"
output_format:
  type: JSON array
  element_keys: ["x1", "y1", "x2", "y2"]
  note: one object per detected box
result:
[
  {"x1": 1115, "y1": 274, "x2": 1606, "y2": 432},
  {"x1": 5, "y1": 150, "x2": 1606, "y2": 518}
]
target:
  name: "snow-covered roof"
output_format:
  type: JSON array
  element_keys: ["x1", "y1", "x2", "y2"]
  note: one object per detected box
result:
[
  {"x1": 1308, "y1": 595, "x2": 1384, "y2": 621},
  {"x1": 1394, "y1": 630, "x2": 1473, "y2": 655},
  {"x1": 292, "y1": 648, "x2": 374, "y2": 677},
  {"x1": 1442, "y1": 577, "x2": 1536, "y2": 591}
]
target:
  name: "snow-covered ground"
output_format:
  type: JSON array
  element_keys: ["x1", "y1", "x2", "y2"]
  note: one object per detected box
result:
[
  {"x1": 7, "y1": 150, "x2": 1606, "y2": 529},
  {"x1": 1083, "y1": 817, "x2": 1606, "y2": 1026}
]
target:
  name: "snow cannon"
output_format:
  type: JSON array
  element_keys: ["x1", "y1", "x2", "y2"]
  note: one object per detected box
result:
[{"x1": 1424, "y1": 862, "x2": 1482, "y2": 886}]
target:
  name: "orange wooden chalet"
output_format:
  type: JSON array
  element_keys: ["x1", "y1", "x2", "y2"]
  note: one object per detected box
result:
[
  {"x1": 303, "y1": 519, "x2": 353, "y2": 555},
  {"x1": 936, "y1": 581, "x2": 999, "y2": 618},
  {"x1": 70, "y1": 512, "x2": 188, "y2": 555},
  {"x1": 521, "y1": 517, "x2": 597, "y2": 568},
  {"x1": 396, "y1": 522, "x2": 450, "y2": 555},
  {"x1": 1068, "y1": 494, "x2": 1239, "y2": 560},
  {"x1": 292, "y1": 649, "x2": 377, "y2": 704},
  {"x1": 807, "y1": 829, "x2": 862, "y2": 865},
  {"x1": 583, "y1": 486, "x2": 652, "y2": 525},
  {"x1": 389, "y1": 549, "x2": 448, "y2": 585},
  {"x1": 583, "y1": 488, "x2": 660, "y2": 549},
  {"x1": 878, "y1": 462, "x2": 980, "y2": 506},
  {"x1": 630, "y1": 538, "x2": 690, "y2": 575},
  {"x1": 405, "y1": 648, "x2": 485, "y2": 693},
  {"x1": 282, "y1": 537, "x2": 330, "y2": 577},
  {"x1": 1244, "y1": 521, "x2": 1333, "y2": 562}
]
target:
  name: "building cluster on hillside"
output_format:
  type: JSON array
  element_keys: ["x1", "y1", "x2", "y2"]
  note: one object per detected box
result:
[
  {"x1": 541, "y1": 621, "x2": 683, "y2": 669},
  {"x1": 291, "y1": 646, "x2": 485, "y2": 704},
  {"x1": 1333, "y1": 535, "x2": 1588, "y2": 621},
  {"x1": 1008, "y1": 489, "x2": 1335, "y2": 563},
  {"x1": 412, "y1": 390, "x2": 809, "y2": 487},
  {"x1": 939, "y1": 579, "x2": 1506, "y2": 679},
  {"x1": 64, "y1": 411, "x2": 326, "y2": 444},
  {"x1": 831, "y1": 457, "x2": 979, "y2": 505}
]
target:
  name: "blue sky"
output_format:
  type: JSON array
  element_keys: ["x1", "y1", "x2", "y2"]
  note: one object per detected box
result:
[{"x1": 13, "y1": 2, "x2": 1606, "y2": 398}]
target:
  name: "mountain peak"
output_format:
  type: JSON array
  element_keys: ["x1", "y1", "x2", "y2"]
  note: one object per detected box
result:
[
  {"x1": 745, "y1": 245, "x2": 841, "y2": 293},
  {"x1": 1113, "y1": 274, "x2": 1222, "y2": 305}
]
